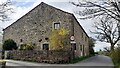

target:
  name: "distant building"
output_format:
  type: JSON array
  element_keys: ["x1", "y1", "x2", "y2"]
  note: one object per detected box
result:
[{"x1": 3, "y1": 2, "x2": 90, "y2": 57}]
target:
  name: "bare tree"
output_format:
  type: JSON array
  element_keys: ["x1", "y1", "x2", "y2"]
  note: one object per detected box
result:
[
  {"x1": 92, "y1": 15, "x2": 120, "y2": 51},
  {"x1": 71, "y1": 0, "x2": 120, "y2": 22},
  {"x1": 0, "y1": 0, "x2": 13, "y2": 22},
  {"x1": 71, "y1": 0, "x2": 120, "y2": 51}
]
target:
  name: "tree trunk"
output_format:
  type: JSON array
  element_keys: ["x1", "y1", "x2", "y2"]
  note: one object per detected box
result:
[{"x1": 110, "y1": 44, "x2": 114, "y2": 51}]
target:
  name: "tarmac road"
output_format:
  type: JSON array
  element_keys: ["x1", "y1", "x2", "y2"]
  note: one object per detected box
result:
[{"x1": 5, "y1": 55, "x2": 114, "y2": 68}]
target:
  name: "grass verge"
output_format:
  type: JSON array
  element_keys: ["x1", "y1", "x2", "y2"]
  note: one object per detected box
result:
[{"x1": 70, "y1": 55, "x2": 93, "y2": 64}]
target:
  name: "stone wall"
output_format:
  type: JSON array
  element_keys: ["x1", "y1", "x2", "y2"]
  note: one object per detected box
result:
[{"x1": 7, "y1": 50, "x2": 72, "y2": 63}]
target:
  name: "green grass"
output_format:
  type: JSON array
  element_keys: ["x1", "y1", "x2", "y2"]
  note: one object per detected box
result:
[{"x1": 70, "y1": 55, "x2": 92, "y2": 64}]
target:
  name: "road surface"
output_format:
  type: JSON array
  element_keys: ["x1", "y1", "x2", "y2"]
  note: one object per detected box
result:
[
  {"x1": 75, "y1": 55, "x2": 114, "y2": 66},
  {"x1": 4, "y1": 55, "x2": 114, "y2": 68}
]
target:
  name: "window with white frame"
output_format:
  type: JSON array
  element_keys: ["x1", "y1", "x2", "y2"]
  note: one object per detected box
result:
[{"x1": 54, "y1": 22, "x2": 60, "y2": 29}]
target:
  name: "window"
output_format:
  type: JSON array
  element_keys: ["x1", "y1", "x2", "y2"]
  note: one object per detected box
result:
[
  {"x1": 85, "y1": 37, "x2": 87, "y2": 42},
  {"x1": 43, "y1": 44, "x2": 49, "y2": 50},
  {"x1": 54, "y1": 22, "x2": 60, "y2": 29},
  {"x1": 82, "y1": 33, "x2": 83, "y2": 38},
  {"x1": 73, "y1": 44, "x2": 76, "y2": 50},
  {"x1": 83, "y1": 45, "x2": 85, "y2": 56},
  {"x1": 82, "y1": 33, "x2": 84, "y2": 41},
  {"x1": 20, "y1": 39, "x2": 23, "y2": 42},
  {"x1": 80, "y1": 45, "x2": 82, "y2": 51}
]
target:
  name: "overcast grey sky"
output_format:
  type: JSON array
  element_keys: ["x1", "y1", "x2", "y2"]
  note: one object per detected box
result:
[{"x1": 0, "y1": 0, "x2": 111, "y2": 51}]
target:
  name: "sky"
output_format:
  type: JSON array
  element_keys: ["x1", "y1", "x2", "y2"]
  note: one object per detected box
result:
[{"x1": 0, "y1": 0, "x2": 111, "y2": 51}]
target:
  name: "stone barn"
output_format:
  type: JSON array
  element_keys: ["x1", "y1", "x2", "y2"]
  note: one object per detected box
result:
[{"x1": 3, "y1": 2, "x2": 90, "y2": 57}]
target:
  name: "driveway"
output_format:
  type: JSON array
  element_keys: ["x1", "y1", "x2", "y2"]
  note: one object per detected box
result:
[{"x1": 5, "y1": 55, "x2": 114, "y2": 68}]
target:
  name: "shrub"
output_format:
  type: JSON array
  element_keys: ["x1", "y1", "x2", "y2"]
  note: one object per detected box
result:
[
  {"x1": 19, "y1": 44, "x2": 27, "y2": 50},
  {"x1": 49, "y1": 27, "x2": 70, "y2": 50},
  {"x1": 3, "y1": 39, "x2": 18, "y2": 50},
  {"x1": 25, "y1": 44, "x2": 34, "y2": 50},
  {"x1": 110, "y1": 48, "x2": 120, "y2": 63},
  {"x1": 19, "y1": 43, "x2": 34, "y2": 50}
]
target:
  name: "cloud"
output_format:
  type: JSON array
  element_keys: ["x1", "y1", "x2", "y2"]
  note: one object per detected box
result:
[
  {"x1": 0, "y1": 0, "x2": 7, "y2": 4},
  {"x1": 94, "y1": 41, "x2": 110, "y2": 52}
]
